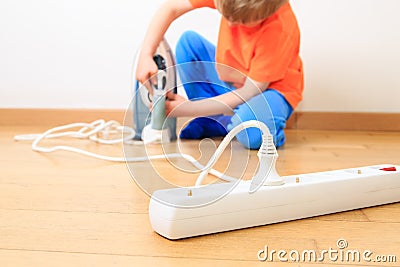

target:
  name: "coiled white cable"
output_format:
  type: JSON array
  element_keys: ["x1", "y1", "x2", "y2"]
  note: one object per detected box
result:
[{"x1": 14, "y1": 120, "x2": 237, "y2": 182}]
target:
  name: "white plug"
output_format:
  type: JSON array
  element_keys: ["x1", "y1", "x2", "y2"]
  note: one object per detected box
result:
[
  {"x1": 254, "y1": 154, "x2": 283, "y2": 186},
  {"x1": 250, "y1": 134, "x2": 284, "y2": 193},
  {"x1": 194, "y1": 120, "x2": 279, "y2": 188}
]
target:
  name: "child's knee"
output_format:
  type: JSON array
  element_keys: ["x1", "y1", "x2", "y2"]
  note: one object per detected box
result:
[
  {"x1": 179, "y1": 30, "x2": 199, "y2": 41},
  {"x1": 177, "y1": 31, "x2": 195, "y2": 46},
  {"x1": 176, "y1": 31, "x2": 199, "y2": 62}
]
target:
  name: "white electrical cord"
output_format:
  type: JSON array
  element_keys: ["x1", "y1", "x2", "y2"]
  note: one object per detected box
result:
[
  {"x1": 14, "y1": 120, "x2": 237, "y2": 182},
  {"x1": 194, "y1": 120, "x2": 277, "y2": 187}
]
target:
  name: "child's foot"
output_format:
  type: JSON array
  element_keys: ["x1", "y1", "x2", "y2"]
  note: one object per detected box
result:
[{"x1": 180, "y1": 116, "x2": 231, "y2": 139}]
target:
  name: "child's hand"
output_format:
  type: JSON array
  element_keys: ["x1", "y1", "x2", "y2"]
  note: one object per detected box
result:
[
  {"x1": 165, "y1": 94, "x2": 191, "y2": 117},
  {"x1": 136, "y1": 54, "x2": 159, "y2": 95}
]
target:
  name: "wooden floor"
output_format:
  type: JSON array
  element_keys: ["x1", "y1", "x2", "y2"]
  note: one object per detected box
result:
[{"x1": 1, "y1": 124, "x2": 399, "y2": 266}]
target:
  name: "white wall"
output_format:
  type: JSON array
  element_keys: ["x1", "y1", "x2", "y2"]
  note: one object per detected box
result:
[
  {"x1": 1, "y1": 0, "x2": 399, "y2": 112},
  {"x1": 293, "y1": 0, "x2": 400, "y2": 112}
]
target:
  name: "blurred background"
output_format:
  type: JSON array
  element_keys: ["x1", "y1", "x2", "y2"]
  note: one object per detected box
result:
[{"x1": 1, "y1": 0, "x2": 399, "y2": 113}]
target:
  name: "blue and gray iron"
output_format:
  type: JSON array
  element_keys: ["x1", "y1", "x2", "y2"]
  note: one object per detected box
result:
[{"x1": 132, "y1": 39, "x2": 177, "y2": 143}]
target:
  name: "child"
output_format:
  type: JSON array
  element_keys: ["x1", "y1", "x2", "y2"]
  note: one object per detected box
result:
[{"x1": 136, "y1": 0, "x2": 303, "y2": 149}]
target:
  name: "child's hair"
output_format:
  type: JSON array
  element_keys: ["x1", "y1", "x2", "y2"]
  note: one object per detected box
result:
[{"x1": 215, "y1": 0, "x2": 289, "y2": 24}]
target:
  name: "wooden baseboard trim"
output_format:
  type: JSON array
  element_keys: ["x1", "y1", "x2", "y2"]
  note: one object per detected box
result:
[
  {"x1": 1, "y1": 108, "x2": 399, "y2": 131},
  {"x1": 286, "y1": 112, "x2": 400, "y2": 131},
  {"x1": 0, "y1": 108, "x2": 126, "y2": 127}
]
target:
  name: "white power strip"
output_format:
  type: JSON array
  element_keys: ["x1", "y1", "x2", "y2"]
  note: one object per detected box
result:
[{"x1": 149, "y1": 164, "x2": 400, "y2": 240}]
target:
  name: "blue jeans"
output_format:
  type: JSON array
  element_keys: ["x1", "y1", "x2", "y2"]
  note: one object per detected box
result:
[{"x1": 176, "y1": 31, "x2": 293, "y2": 149}]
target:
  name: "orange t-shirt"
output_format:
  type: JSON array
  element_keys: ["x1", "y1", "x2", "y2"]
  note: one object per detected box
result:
[{"x1": 188, "y1": 0, "x2": 304, "y2": 108}]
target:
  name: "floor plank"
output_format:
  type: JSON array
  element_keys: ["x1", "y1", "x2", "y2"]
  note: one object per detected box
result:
[{"x1": 1, "y1": 125, "x2": 399, "y2": 266}]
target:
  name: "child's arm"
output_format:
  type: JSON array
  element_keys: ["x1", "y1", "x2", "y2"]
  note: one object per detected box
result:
[
  {"x1": 136, "y1": 0, "x2": 194, "y2": 91},
  {"x1": 166, "y1": 78, "x2": 270, "y2": 117}
]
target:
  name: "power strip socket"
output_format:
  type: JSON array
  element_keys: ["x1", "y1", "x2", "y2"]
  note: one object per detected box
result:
[{"x1": 149, "y1": 164, "x2": 400, "y2": 240}]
